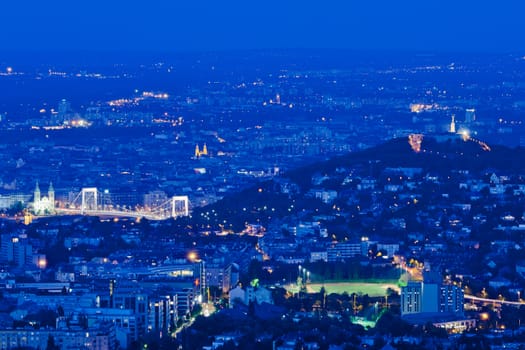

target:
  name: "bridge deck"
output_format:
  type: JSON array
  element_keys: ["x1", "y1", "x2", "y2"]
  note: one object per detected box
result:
[{"x1": 57, "y1": 209, "x2": 176, "y2": 220}]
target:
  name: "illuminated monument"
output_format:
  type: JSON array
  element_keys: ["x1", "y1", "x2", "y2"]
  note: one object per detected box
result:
[
  {"x1": 33, "y1": 182, "x2": 55, "y2": 215},
  {"x1": 449, "y1": 114, "x2": 456, "y2": 133},
  {"x1": 408, "y1": 134, "x2": 424, "y2": 153},
  {"x1": 194, "y1": 143, "x2": 208, "y2": 158}
]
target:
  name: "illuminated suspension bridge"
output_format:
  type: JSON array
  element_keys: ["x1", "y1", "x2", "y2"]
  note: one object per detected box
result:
[{"x1": 56, "y1": 187, "x2": 189, "y2": 221}]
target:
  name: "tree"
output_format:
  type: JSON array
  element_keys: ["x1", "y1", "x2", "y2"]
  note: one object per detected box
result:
[
  {"x1": 501, "y1": 305, "x2": 522, "y2": 331},
  {"x1": 248, "y1": 300, "x2": 256, "y2": 318},
  {"x1": 220, "y1": 340, "x2": 236, "y2": 350},
  {"x1": 246, "y1": 259, "x2": 262, "y2": 283},
  {"x1": 46, "y1": 335, "x2": 59, "y2": 350},
  {"x1": 57, "y1": 305, "x2": 65, "y2": 317},
  {"x1": 374, "y1": 311, "x2": 412, "y2": 336},
  {"x1": 320, "y1": 287, "x2": 327, "y2": 309},
  {"x1": 6, "y1": 201, "x2": 24, "y2": 216},
  {"x1": 26, "y1": 309, "x2": 58, "y2": 329}
]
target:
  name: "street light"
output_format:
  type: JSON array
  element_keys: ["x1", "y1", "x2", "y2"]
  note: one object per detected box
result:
[{"x1": 187, "y1": 251, "x2": 199, "y2": 262}]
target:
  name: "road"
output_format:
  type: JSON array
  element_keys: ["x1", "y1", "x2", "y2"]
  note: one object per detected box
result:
[{"x1": 465, "y1": 294, "x2": 524, "y2": 307}]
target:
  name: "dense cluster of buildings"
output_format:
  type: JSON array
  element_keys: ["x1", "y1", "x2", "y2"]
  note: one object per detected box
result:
[
  {"x1": 1, "y1": 52, "x2": 525, "y2": 214},
  {"x1": 0, "y1": 52, "x2": 524, "y2": 348}
]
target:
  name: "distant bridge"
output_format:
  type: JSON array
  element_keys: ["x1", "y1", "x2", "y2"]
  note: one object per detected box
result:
[{"x1": 56, "y1": 187, "x2": 189, "y2": 221}]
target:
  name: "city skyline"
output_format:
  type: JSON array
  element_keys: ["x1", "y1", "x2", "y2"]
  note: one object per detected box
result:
[{"x1": 1, "y1": 2, "x2": 525, "y2": 348}]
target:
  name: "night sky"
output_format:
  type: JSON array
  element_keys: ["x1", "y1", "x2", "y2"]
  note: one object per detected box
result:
[{"x1": 1, "y1": 0, "x2": 524, "y2": 53}]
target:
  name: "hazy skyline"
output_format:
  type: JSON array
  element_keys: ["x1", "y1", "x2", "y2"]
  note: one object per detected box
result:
[{"x1": 1, "y1": 0, "x2": 524, "y2": 53}]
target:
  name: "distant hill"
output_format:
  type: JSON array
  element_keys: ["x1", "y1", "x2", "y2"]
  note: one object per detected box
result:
[
  {"x1": 286, "y1": 135, "x2": 525, "y2": 190},
  {"x1": 189, "y1": 136, "x2": 525, "y2": 231}
]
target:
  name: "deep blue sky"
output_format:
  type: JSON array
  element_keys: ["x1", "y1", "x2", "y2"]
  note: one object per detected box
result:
[{"x1": 1, "y1": 0, "x2": 524, "y2": 53}]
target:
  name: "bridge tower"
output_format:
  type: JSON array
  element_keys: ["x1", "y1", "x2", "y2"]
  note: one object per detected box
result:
[
  {"x1": 171, "y1": 196, "x2": 189, "y2": 218},
  {"x1": 81, "y1": 188, "x2": 98, "y2": 214}
]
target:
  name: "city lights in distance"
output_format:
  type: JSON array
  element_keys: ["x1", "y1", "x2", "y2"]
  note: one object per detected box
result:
[
  {"x1": 409, "y1": 103, "x2": 443, "y2": 113},
  {"x1": 108, "y1": 91, "x2": 169, "y2": 107},
  {"x1": 408, "y1": 134, "x2": 423, "y2": 153}
]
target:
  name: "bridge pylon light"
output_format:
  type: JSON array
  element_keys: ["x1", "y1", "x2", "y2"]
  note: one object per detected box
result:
[
  {"x1": 171, "y1": 196, "x2": 189, "y2": 218},
  {"x1": 81, "y1": 187, "x2": 98, "y2": 214}
]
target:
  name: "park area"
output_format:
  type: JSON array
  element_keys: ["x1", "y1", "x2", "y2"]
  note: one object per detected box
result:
[{"x1": 286, "y1": 281, "x2": 400, "y2": 297}]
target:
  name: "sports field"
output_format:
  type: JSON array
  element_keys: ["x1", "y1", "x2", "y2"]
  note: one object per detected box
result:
[{"x1": 287, "y1": 281, "x2": 399, "y2": 297}]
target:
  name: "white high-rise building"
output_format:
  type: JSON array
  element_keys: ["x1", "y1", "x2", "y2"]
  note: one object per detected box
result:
[
  {"x1": 401, "y1": 281, "x2": 422, "y2": 315},
  {"x1": 57, "y1": 98, "x2": 71, "y2": 117},
  {"x1": 465, "y1": 108, "x2": 476, "y2": 124},
  {"x1": 401, "y1": 280, "x2": 464, "y2": 316}
]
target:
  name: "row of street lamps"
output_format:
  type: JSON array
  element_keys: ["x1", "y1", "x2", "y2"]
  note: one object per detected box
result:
[{"x1": 298, "y1": 265, "x2": 311, "y2": 290}]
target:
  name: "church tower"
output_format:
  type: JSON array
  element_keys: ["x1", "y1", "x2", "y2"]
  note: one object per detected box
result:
[
  {"x1": 195, "y1": 144, "x2": 200, "y2": 158},
  {"x1": 449, "y1": 114, "x2": 456, "y2": 133},
  {"x1": 48, "y1": 182, "x2": 55, "y2": 212},
  {"x1": 202, "y1": 143, "x2": 208, "y2": 156},
  {"x1": 34, "y1": 182, "x2": 41, "y2": 203}
]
